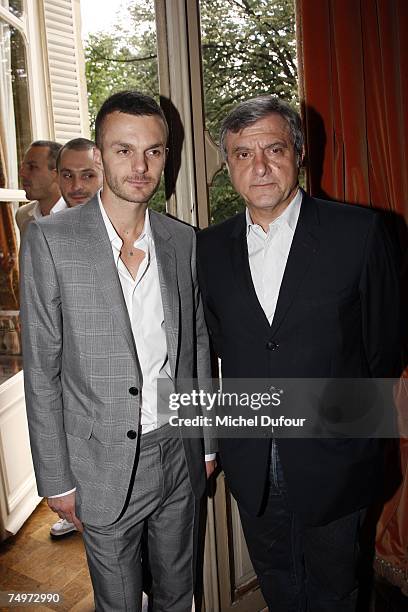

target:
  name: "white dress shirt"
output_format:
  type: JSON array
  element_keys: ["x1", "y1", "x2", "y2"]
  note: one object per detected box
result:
[
  {"x1": 98, "y1": 193, "x2": 172, "y2": 434},
  {"x1": 33, "y1": 196, "x2": 67, "y2": 220},
  {"x1": 246, "y1": 189, "x2": 302, "y2": 324}
]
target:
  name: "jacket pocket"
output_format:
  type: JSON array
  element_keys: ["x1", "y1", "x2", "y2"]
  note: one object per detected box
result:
[{"x1": 64, "y1": 411, "x2": 94, "y2": 440}]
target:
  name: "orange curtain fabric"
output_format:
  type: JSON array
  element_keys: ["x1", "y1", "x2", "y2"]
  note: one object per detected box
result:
[{"x1": 296, "y1": 0, "x2": 408, "y2": 593}]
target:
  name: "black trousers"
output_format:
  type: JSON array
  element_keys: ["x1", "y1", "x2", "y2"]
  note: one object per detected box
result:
[{"x1": 238, "y1": 441, "x2": 364, "y2": 612}]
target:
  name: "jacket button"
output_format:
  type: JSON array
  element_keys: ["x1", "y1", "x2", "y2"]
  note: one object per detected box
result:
[
  {"x1": 127, "y1": 430, "x2": 137, "y2": 439},
  {"x1": 129, "y1": 387, "x2": 139, "y2": 396},
  {"x1": 266, "y1": 341, "x2": 279, "y2": 351}
]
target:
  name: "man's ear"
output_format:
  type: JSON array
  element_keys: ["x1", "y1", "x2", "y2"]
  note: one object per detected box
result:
[
  {"x1": 93, "y1": 146, "x2": 103, "y2": 169},
  {"x1": 52, "y1": 168, "x2": 59, "y2": 185}
]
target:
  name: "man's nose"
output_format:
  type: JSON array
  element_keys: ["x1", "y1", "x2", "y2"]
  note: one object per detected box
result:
[
  {"x1": 72, "y1": 175, "x2": 81, "y2": 191},
  {"x1": 131, "y1": 152, "x2": 148, "y2": 174},
  {"x1": 253, "y1": 150, "x2": 268, "y2": 176}
]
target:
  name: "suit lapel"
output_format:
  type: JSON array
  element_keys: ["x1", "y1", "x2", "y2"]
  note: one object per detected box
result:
[
  {"x1": 149, "y1": 211, "x2": 180, "y2": 378},
  {"x1": 79, "y1": 196, "x2": 137, "y2": 358},
  {"x1": 230, "y1": 192, "x2": 320, "y2": 337},
  {"x1": 270, "y1": 191, "x2": 320, "y2": 335},
  {"x1": 230, "y1": 214, "x2": 271, "y2": 334}
]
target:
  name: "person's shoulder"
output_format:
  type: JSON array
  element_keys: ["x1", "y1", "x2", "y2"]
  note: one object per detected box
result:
[
  {"x1": 16, "y1": 200, "x2": 37, "y2": 213},
  {"x1": 305, "y1": 194, "x2": 378, "y2": 237},
  {"x1": 38, "y1": 204, "x2": 80, "y2": 225},
  {"x1": 15, "y1": 200, "x2": 37, "y2": 220},
  {"x1": 149, "y1": 209, "x2": 196, "y2": 238},
  {"x1": 311, "y1": 194, "x2": 377, "y2": 223},
  {"x1": 198, "y1": 212, "x2": 245, "y2": 243},
  {"x1": 30, "y1": 203, "x2": 84, "y2": 244}
]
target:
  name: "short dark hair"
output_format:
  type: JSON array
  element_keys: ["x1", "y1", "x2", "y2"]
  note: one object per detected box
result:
[
  {"x1": 219, "y1": 96, "x2": 304, "y2": 162},
  {"x1": 56, "y1": 137, "x2": 96, "y2": 171},
  {"x1": 94, "y1": 90, "x2": 168, "y2": 148},
  {"x1": 30, "y1": 140, "x2": 63, "y2": 170}
]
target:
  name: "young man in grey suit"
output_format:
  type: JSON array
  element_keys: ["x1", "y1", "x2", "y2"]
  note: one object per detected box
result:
[{"x1": 20, "y1": 91, "x2": 216, "y2": 611}]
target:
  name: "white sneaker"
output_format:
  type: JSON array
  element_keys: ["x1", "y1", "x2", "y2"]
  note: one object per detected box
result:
[{"x1": 50, "y1": 518, "x2": 77, "y2": 537}]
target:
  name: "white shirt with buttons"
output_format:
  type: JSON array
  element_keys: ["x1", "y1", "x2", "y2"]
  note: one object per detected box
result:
[
  {"x1": 246, "y1": 189, "x2": 302, "y2": 324},
  {"x1": 98, "y1": 192, "x2": 172, "y2": 434}
]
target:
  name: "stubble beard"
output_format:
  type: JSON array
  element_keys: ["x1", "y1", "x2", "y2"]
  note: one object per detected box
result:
[
  {"x1": 64, "y1": 192, "x2": 92, "y2": 207},
  {"x1": 104, "y1": 168, "x2": 160, "y2": 205}
]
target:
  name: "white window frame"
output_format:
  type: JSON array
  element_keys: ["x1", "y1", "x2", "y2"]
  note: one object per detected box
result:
[{"x1": 0, "y1": 0, "x2": 54, "y2": 210}]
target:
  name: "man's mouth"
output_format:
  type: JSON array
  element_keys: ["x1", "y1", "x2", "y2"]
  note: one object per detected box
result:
[
  {"x1": 69, "y1": 193, "x2": 88, "y2": 200},
  {"x1": 126, "y1": 176, "x2": 151, "y2": 185}
]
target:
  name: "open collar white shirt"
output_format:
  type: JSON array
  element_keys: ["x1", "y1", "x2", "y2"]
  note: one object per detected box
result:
[
  {"x1": 246, "y1": 189, "x2": 302, "y2": 325},
  {"x1": 51, "y1": 195, "x2": 172, "y2": 498},
  {"x1": 98, "y1": 192, "x2": 172, "y2": 434},
  {"x1": 32, "y1": 196, "x2": 67, "y2": 220}
]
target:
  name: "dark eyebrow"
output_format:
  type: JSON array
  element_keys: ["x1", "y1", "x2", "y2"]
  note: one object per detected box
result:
[
  {"x1": 111, "y1": 141, "x2": 166, "y2": 149},
  {"x1": 231, "y1": 145, "x2": 251, "y2": 154},
  {"x1": 231, "y1": 140, "x2": 289, "y2": 153},
  {"x1": 60, "y1": 167, "x2": 97, "y2": 173},
  {"x1": 264, "y1": 140, "x2": 288, "y2": 148}
]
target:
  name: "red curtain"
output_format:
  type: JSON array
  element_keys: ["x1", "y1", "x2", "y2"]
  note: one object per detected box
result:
[
  {"x1": 296, "y1": 0, "x2": 408, "y2": 594},
  {"x1": 296, "y1": 0, "x2": 408, "y2": 218}
]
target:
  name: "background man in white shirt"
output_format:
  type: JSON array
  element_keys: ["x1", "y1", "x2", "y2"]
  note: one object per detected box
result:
[
  {"x1": 57, "y1": 138, "x2": 103, "y2": 208},
  {"x1": 20, "y1": 91, "x2": 215, "y2": 611},
  {"x1": 17, "y1": 140, "x2": 64, "y2": 235}
]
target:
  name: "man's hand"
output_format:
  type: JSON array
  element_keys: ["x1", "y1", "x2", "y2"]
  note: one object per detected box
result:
[
  {"x1": 205, "y1": 459, "x2": 217, "y2": 479},
  {"x1": 47, "y1": 492, "x2": 84, "y2": 533}
]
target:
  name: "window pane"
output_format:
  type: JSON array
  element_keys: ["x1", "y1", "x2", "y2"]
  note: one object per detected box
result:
[
  {"x1": 0, "y1": 353, "x2": 22, "y2": 385},
  {"x1": 0, "y1": 17, "x2": 28, "y2": 374},
  {"x1": 0, "y1": 315, "x2": 22, "y2": 381},
  {"x1": 1, "y1": 0, "x2": 24, "y2": 18},
  {"x1": 0, "y1": 200, "x2": 21, "y2": 376},
  {"x1": 0, "y1": 20, "x2": 31, "y2": 190},
  {"x1": 199, "y1": 0, "x2": 298, "y2": 224},
  {"x1": 84, "y1": 0, "x2": 165, "y2": 210}
]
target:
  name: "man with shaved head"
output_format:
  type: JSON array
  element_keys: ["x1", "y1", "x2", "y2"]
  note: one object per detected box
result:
[{"x1": 57, "y1": 138, "x2": 103, "y2": 208}]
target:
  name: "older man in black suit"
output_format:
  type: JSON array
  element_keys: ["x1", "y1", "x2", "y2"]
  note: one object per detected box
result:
[{"x1": 197, "y1": 96, "x2": 401, "y2": 611}]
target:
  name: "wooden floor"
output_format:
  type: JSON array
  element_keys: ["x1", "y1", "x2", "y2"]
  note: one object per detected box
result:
[
  {"x1": 0, "y1": 500, "x2": 94, "y2": 612},
  {"x1": 1, "y1": 501, "x2": 406, "y2": 611}
]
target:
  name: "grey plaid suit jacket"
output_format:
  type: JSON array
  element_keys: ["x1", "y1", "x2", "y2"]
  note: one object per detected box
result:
[{"x1": 20, "y1": 195, "x2": 213, "y2": 526}]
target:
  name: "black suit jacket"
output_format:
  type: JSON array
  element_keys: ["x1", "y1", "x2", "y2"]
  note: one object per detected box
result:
[{"x1": 197, "y1": 190, "x2": 401, "y2": 526}]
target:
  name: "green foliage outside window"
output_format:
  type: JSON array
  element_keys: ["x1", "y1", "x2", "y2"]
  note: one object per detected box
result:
[{"x1": 85, "y1": 0, "x2": 298, "y2": 223}]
